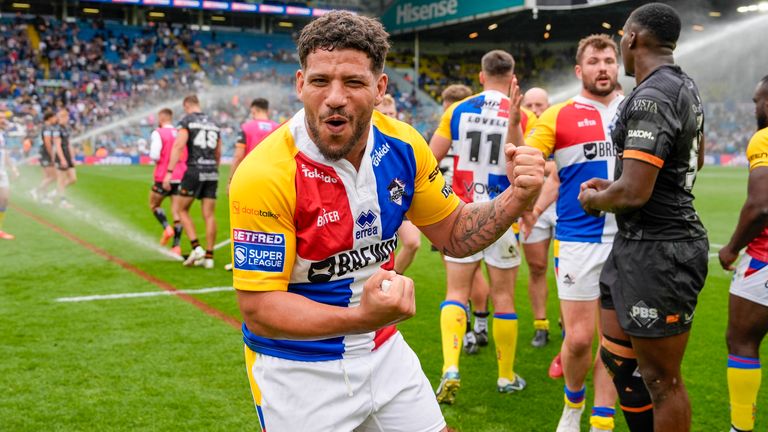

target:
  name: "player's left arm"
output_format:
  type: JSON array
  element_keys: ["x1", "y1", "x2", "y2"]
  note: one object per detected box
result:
[
  {"x1": 579, "y1": 159, "x2": 659, "y2": 215},
  {"x1": 428, "y1": 102, "x2": 457, "y2": 161},
  {"x1": 163, "y1": 128, "x2": 188, "y2": 190}
]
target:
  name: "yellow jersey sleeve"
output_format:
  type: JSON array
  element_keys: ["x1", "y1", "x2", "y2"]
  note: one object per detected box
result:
[
  {"x1": 229, "y1": 126, "x2": 298, "y2": 292},
  {"x1": 747, "y1": 128, "x2": 768, "y2": 171},
  {"x1": 521, "y1": 107, "x2": 538, "y2": 136},
  {"x1": 525, "y1": 102, "x2": 563, "y2": 158},
  {"x1": 434, "y1": 101, "x2": 459, "y2": 140},
  {"x1": 405, "y1": 128, "x2": 462, "y2": 226}
]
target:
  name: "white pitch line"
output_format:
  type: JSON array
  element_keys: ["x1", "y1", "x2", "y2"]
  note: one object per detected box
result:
[
  {"x1": 55, "y1": 286, "x2": 234, "y2": 303},
  {"x1": 214, "y1": 239, "x2": 231, "y2": 250},
  {"x1": 710, "y1": 243, "x2": 724, "y2": 249},
  {"x1": 709, "y1": 253, "x2": 719, "y2": 259}
]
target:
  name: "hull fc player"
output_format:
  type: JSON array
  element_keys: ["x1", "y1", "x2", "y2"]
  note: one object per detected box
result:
[
  {"x1": 163, "y1": 95, "x2": 222, "y2": 269},
  {"x1": 149, "y1": 108, "x2": 186, "y2": 256},
  {"x1": 229, "y1": 11, "x2": 544, "y2": 431},
  {"x1": 511, "y1": 34, "x2": 622, "y2": 432},
  {"x1": 54, "y1": 109, "x2": 76, "y2": 209},
  {"x1": 719, "y1": 75, "x2": 768, "y2": 432},
  {"x1": 30, "y1": 112, "x2": 58, "y2": 203},
  {"x1": 579, "y1": 4, "x2": 708, "y2": 431},
  {"x1": 430, "y1": 50, "x2": 537, "y2": 404}
]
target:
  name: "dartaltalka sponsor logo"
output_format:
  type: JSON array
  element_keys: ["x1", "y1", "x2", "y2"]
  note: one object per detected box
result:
[
  {"x1": 300, "y1": 164, "x2": 338, "y2": 183},
  {"x1": 396, "y1": 0, "x2": 458, "y2": 26}
]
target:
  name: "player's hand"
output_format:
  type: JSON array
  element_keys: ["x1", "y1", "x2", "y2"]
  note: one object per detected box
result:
[
  {"x1": 718, "y1": 245, "x2": 739, "y2": 271},
  {"x1": 519, "y1": 210, "x2": 538, "y2": 240},
  {"x1": 507, "y1": 75, "x2": 523, "y2": 126},
  {"x1": 506, "y1": 145, "x2": 545, "y2": 207},
  {"x1": 580, "y1": 178, "x2": 612, "y2": 193},
  {"x1": 358, "y1": 269, "x2": 416, "y2": 329},
  {"x1": 577, "y1": 187, "x2": 603, "y2": 217},
  {"x1": 162, "y1": 173, "x2": 172, "y2": 191}
]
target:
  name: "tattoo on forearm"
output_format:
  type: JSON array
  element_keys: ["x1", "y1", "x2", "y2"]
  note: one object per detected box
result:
[{"x1": 442, "y1": 199, "x2": 511, "y2": 257}]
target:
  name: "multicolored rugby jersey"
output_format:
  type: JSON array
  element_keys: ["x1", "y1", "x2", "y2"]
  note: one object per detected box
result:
[
  {"x1": 230, "y1": 109, "x2": 460, "y2": 361},
  {"x1": 435, "y1": 90, "x2": 536, "y2": 204},
  {"x1": 238, "y1": 118, "x2": 279, "y2": 155},
  {"x1": 526, "y1": 95, "x2": 624, "y2": 243},
  {"x1": 745, "y1": 127, "x2": 768, "y2": 264}
]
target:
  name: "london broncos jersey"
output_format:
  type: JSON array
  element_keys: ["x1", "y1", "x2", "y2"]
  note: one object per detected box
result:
[
  {"x1": 745, "y1": 127, "x2": 768, "y2": 262},
  {"x1": 230, "y1": 109, "x2": 460, "y2": 361},
  {"x1": 177, "y1": 112, "x2": 220, "y2": 173},
  {"x1": 612, "y1": 65, "x2": 706, "y2": 241},
  {"x1": 526, "y1": 95, "x2": 623, "y2": 243},
  {"x1": 435, "y1": 90, "x2": 536, "y2": 204}
]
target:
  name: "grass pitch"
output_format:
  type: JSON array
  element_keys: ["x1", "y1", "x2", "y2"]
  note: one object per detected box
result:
[{"x1": 0, "y1": 164, "x2": 757, "y2": 431}]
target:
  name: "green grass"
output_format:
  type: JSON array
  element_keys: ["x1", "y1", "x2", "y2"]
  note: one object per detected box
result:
[{"x1": 0, "y1": 164, "x2": 758, "y2": 431}]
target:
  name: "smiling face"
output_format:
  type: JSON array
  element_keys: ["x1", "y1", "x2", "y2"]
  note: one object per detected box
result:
[
  {"x1": 576, "y1": 45, "x2": 619, "y2": 98},
  {"x1": 297, "y1": 48, "x2": 387, "y2": 162}
]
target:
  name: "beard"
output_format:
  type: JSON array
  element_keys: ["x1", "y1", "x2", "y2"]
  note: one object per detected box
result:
[
  {"x1": 584, "y1": 76, "x2": 617, "y2": 97},
  {"x1": 306, "y1": 108, "x2": 369, "y2": 161},
  {"x1": 757, "y1": 110, "x2": 767, "y2": 131}
]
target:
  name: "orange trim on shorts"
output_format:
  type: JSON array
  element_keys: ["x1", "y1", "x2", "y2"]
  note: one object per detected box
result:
[
  {"x1": 620, "y1": 403, "x2": 653, "y2": 413},
  {"x1": 623, "y1": 150, "x2": 664, "y2": 168},
  {"x1": 601, "y1": 337, "x2": 636, "y2": 359}
]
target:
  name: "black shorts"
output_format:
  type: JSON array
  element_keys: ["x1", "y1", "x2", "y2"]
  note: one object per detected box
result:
[
  {"x1": 151, "y1": 181, "x2": 180, "y2": 196},
  {"x1": 39, "y1": 150, "x2": 53, "y2": 168},
  {"x1": 600, "y1": 236, "x2": 709, "y2": 338},
  {"x1": 179, "y1": 169, "x2": 218, "y2": 200},
  {"x1": 55, "y1": 148, "x2": 74, "y2": 171}
]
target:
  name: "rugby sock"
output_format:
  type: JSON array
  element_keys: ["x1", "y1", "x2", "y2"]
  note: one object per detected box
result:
[
  {"x1": 534, "y1": 318, "x2": 550, "y2": 331},
  {"x1": 728, "y1": 354, "x2": 761, "y2": 431},
  {"x1": 152, "y1": 208, "x2": 170, "y2": 228},
  {"x1": 0, "y1": 206, "x2": 6, "y2": 231},
  {"x1": 564, "y1": 385, "x2": 586, "y2": 409},
  {"x1": 590, "y1": 406, "x2": 616, "y2": 431},
  {"x1": 440, "y1": 300, "x2": 467, "y2": 374},
  {"x1": 205, "y1": 249, "x2": 213, "y2": 259},
  {"x1": 172, "y1": 221, "x2": 182, "y2": 247},
  {"x1": 493, "y1": 313, "x2": 519, "y2": 380},
  {"x1": 190, "y1": 239, "x2": 200, "y2": 250},
  {"x1": 473, "y1": 311, "x2": 489, "y2": 333},
  {"x1": 601, "y1": 336, "x2": 653, "y2": 432}
]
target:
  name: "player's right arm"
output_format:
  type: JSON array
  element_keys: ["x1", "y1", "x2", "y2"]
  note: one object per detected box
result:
[
  {"x1": 228, "y1": 127, "x2": 247, "y2": 190},
  {"x1": 231, "y1": 146, "x2": 416, "y2": 339},
  {"x1": 428, "y1": 102, "x2": 458, "y2": 161},
  {"x1": 719, "y1": 131, "x2": 768, "y2": 270}
]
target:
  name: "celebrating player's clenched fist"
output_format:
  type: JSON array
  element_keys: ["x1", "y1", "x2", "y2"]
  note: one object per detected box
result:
[
  {"x1": 357, "y1": 269, "x2": 416, "y2": 330},
  {"x1": 505, "y1": 144, "x2": 545, "y2": 208}
]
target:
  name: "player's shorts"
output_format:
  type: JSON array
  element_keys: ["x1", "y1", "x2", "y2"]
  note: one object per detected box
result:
[
  {"x1": 39, "y1": 150, "x2": 53, "y2": 168},
  {"x1": 444, "y1": 228, "x2": 521, "y2": 269},
  {"x1": 55, "y1": 148, "x2": 74, "y2": 171},
  {"x1": 244, "y1": 331, "x2": 445, "y2": 432},
  {"x1": 179, "y1": 169, "x2": 218, "y2": 199},
  {"x1": 151, "y1": 181, "x2": 180, "y2": 196},
  {"x1": 730, "y1": 253, "x2": 768, "y2": 307},
  {"x1": 522, "y1": 202, "x2": 557, "y2": 245},
  {"x1": 600, "y1": 236, "x2": 709, "y2": 338},
  {"x1": 554, "y1": 240, "x2": 612, "y2": 301},
  {"x1": 0, "y1": 171, "x2": 8, "y2": 189}
]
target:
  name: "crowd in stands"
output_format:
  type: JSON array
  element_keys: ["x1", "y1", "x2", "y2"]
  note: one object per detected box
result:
[{"x1": 0, "y1": 13, "x2": 758, "y2": 166}]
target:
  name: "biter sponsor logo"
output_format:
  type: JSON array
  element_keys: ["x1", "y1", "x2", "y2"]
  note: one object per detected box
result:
[
  {"x1": 232, "y1": 229, "x2": 285, "y2": 272},
  {"x1": 300, "y1": 163, "x2": 338, "y2": 183},
  {"x1": 317, "y1": 209, "x2": 340, "y2": 227},
  {"x1": 307, "y1": 238, "x2": 398, "y2": 282},
  {"x1": 371, "y1": 143, "x2": 391, "y2": 167},
  {"x1": 628, "y1": 129, "x2": 655, "y2": 140},
  {"x1": 355, "y1": 210, "x2": 378, "y2": 239},
  {"x1": 577, "y1": 118, "x2": 597, "y2": 128}
]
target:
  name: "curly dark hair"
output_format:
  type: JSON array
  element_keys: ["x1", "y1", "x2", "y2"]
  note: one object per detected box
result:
[
  {"x1": 630, "y1": 3, "x2": 681, "y2": 48},
  {"x1": 297, "y1": 11, "x2": 390, "y2": 74}
]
